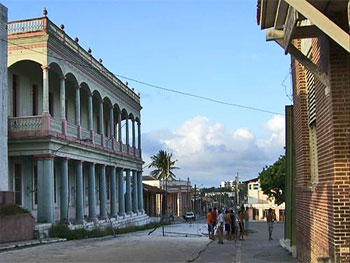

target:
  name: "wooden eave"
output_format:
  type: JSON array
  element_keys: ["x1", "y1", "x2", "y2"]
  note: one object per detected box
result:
[{"x1": 260, "y1": 0, "x2": 350, "y2": 88}]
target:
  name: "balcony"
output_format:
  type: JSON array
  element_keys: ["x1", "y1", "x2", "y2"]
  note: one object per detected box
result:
[
  {"x1": 8, "y1": 116, "x2": 141, "y2": 159},
  {"x1": 7, "y1": 16, "x2": 140, "y2": 104}
]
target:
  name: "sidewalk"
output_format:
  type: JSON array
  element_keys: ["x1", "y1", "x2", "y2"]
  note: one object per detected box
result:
[
  {"x1": 193, "y1": 222, "x2": 297, "y2": 263},
  {"x1": 0, "y1": 238, "x2": 66, "y2": 253}
]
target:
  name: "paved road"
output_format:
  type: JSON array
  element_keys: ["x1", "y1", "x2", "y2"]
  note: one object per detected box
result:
[{"x1": 0, "y1": 221, "x2": 297, "y2": 262}]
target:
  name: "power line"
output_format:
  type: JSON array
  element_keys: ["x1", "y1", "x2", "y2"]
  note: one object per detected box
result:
[{"x1": 1, "y1": 37, "x2": 283, "y2": 116}]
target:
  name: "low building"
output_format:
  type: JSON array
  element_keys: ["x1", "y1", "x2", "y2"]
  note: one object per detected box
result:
[
  {"x1": 143, "y1": 176, "x2": 191, "y2": 217},
  {"x1": 143, "y1": 183, "x2": 165, "y2": 217},
  {"x1": 244, "y1": 178, "x2": 285, "y2": 221}
]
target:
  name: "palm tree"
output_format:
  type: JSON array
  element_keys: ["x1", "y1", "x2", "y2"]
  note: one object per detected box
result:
[{"x1": 148, "y1": 150, "x2": 179, "y2": 219}]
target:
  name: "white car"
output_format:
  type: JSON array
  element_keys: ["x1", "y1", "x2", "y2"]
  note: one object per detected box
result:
[{"x1": 183, "y1": 211, "x2": 196, "y2": 221}]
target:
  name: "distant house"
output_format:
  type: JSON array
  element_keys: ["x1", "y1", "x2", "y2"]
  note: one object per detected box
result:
[
  {"x1": 244, "y1": 178, "x2": 285, "y2": 221},
  {"x1": 143, "y1": 176, "x2": 191, "y2": 217}
]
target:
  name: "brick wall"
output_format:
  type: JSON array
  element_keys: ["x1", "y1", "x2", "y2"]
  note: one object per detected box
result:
[{"x1": 292, "y1": 16, "x2": 350, "y2": 263}]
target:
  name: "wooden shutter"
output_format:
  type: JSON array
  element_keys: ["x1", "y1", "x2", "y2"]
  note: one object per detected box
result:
[{"x1": 306, "y1": 70, "x2": 316, "y2": 125}]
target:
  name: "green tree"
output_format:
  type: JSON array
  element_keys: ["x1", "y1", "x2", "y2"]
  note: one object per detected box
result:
[
  {"x1": 148, "y1": 150, "x2": 179, "y2": 218},
  {"x1": 148, "y1": 150, "x2": 178, "y2": 180},
  {"x1": 258, "y1": 155, "x2": 286, "y2": 205}
]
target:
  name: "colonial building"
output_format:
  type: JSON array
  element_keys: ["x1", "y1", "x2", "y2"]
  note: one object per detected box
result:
[
  {"x1": 5, "y1": 9, "x2": 145, "y2": 225},
  {"x1": 244, "y1": 178, "x2": 285, "y2": 221},
  {"x1": 258, "y1": 0, "x2": 350, "y2": 262},
  {"x1": 143, "y1": 176, "x2": 191, "y2": 217}
]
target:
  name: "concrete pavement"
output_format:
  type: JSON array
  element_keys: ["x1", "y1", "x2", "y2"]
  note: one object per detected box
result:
[
  {"x1": 0, "y1": 221, "x2": 297, "y2": 262},
  {"x1": 195, "y1": 221, "x2": 297, "y2": 263}
]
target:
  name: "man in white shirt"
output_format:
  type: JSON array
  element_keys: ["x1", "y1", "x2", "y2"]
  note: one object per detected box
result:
[{"x1": 217, "y1": 209, "x2": 224, "y2": 244}]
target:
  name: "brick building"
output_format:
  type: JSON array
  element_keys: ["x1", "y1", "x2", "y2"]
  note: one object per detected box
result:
[{"x1": 257, "y1": 0, "x2": 350, "y2": 262}]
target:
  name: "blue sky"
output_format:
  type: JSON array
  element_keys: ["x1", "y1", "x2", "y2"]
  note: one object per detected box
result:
[{"x1": 4, "y1": 0, "x2": 292, "y2": 186}]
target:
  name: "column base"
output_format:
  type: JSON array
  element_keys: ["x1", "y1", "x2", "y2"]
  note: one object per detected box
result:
[
  {"x1": 118, "y1": 212, "x2": 126, "y2": 218},
  {"x1": 138, "y1": 209, "x2": 145, "y2": 214}
]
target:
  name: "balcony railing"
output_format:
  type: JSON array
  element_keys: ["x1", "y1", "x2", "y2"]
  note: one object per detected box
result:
[
  {"x1": 51, "y1": 118, "x2": 61, "y2": 133},
  {"x1": 8, "y1": 17, "x2": 140, "y2": 104},
  {"x1": 9, "y1": 116, "x2": 42, "y2": 131},
  {"x1": 9, "y1": 116, "x2": 142, "y2": 159}
]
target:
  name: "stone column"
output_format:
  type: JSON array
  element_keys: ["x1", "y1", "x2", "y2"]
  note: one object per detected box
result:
[
  {"x1": 41, "y1": 65, "x2": 50, "y2": 114},
  {"x1": 75, "y1": 85, "x2": 81, "y2": 126},
  {"x1": 60, "y1": 76, "x2": 67, "y2": 135},
  {"x1": 117, "y1": 168, "x2": 125, "y2": 215},
  {"x1": 37, "y1": 156, "x2": 55, "y2": 223},
  {"x1": 88, "y1": 92, "x2": 94, "y2": 142},
  {"x1": 137, "y1": 171, "x2": 144, "y2": 212},
  {"x1": 132, "y1": 170, "x2": 138, "y2": 213},
  {"x1": 88, "y1": 93, "x2": 93, "y2": 131},
  {"x1": 137, "y1": 122, "x2": 141, "y2": 150},
  {"x1": 60, "y1": 158, "x2": 69, "y2": 222},
  {"x1": 110, "y1": 167, "x2": 117, "y2": 216},
  {"x1": 0, "y1": 4, "x2": 8, "y2": 191},
  {"x1": 125, "y1": 116, "x2": 129, "y2": 146},
  {"x1": 99, "y1": 99, "x2": 104, "y2": 135},
  {"x1": 109, "y1": 106, "x2": 114, "y2": 138},
  {"x1": 99, "y1": 165, "x2": 107, "y2": 218},
  {"x1": 125, "y1": 169, "x2": 132, "y2": 214},
  {"x1": 132, "y1": 119, "x2": 136, "y2": 148},
  {"x1": 117, "y1": 111, "x2": 122, "y2": 143},
  {"x1": 88, "y1": 163, "x2": 97, "y2": 220},
  {"x1": 75, "y1": 160, "x2": 84, "y2": 222}
]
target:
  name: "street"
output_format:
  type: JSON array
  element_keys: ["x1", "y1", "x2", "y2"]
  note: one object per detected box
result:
[{"x1": 0, "y1": 220, "x2": 297, "y2": 262}]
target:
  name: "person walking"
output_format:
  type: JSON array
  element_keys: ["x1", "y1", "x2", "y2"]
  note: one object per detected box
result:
[
  {"x1": 267, "y1": 208, "x2": 275, "y2": 240},
  {"x1": 238, "y1": 205, "x2": 245, "y2": 240},
  {"x1": 211, "y1": 207, "x2": 217, "y2": 228},
  {"x1": 206, "y1": 208, "x2": 213, "y2": 240},
  {"x1": 217, "y1": 209, "x2": 224, "y2": 244},
  {"x1": 245, "y1": 207, "x2": 249, "y2": 235},
  {"x1": 229, "y1": 209, "x2": 236, "y2": 240},
  {"x1": 224, "y1": 210, "x2": 231, "y2": 240}
]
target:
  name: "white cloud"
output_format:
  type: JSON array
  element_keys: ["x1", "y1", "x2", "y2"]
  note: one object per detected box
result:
[{"x1": 142, "y1": 115, "x2": 285, "y2": 187}]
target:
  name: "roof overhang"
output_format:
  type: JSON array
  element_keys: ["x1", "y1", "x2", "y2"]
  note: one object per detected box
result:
[{"x1": 258, "y1": 0, "x2": 350, "y2": 88}]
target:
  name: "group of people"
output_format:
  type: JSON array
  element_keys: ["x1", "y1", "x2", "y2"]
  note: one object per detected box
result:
[{"x1": 206, "y1": 206, "x2": 275, "y2": 244}]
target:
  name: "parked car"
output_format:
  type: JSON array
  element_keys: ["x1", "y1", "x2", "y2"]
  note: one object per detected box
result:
[{"x1": 183, "y1": 211, "x2": 196, "y2": 221}]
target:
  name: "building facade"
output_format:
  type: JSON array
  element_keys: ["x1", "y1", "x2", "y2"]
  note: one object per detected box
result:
[
  {"x1": 244, "y1": 178, "x2": 285, "y2": 221},
  {"x1": 0, "y1": 3, "x2": 8, "y2": 191},
  {"x1": 258, "y1": 0, "x2": 350, "y2": 262},
  {"x1": 143, "y1": 176, "x2": 191, "y2": 217},
  {"x1": 5, "y1": 10, "x2": 145, "y2": 224}
]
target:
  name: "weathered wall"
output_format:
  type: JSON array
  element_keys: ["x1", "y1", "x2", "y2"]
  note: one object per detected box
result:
[
  {"x1": 0, "y1": 4, "x2": 8, "y2": 191},
  {"x1": 293, "y1": 15, "x2": 350, "y2": 263},
  {"x1": 0, "y1": 214, "x2": 35, "y2": 243}
]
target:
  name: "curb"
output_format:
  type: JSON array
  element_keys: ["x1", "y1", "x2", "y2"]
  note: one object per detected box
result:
[{"x1": 0, "y1": 238, "x2": 67, "y2": 253}]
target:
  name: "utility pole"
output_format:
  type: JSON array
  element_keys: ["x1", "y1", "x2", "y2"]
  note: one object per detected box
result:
[
  {"x1": 194, "y1": 184, "x2": 196, "y2": 214},
  {"x1": 186, "y1": 177, "x2": 189, "y2": 212},
  {"x1": 235, "y1": 172, "x2": 239, "y2": 213}
]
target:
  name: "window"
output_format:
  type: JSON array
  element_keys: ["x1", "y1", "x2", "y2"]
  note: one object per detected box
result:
[
  {"x1": 97, "y1": 115, "x2": 101, "y2": 134},
  {"x1": 32, "y1": 85, "x2": 38, "y2": 115},
  {"x1": 14, "y1": 164, "x2": 22, "y2": 205},
  {"x1": 65, "y1": 99, "x2": 68, "y2": 120},
  {"x1": 249, "y1": 185, "x2": 252, "y2": 190},
  {"x1": 306, "y1": 69, "x2": 319, "y2": 185},
  {"x1": 49, "y1": 92, "x2": 54, "y2": 117},
  {"x1": 253, "y1": 184, "x2": 259, "y2": 190},
  {"x1": 33, "y1": 165, "x2": 38, "y2": 206},
  {"x1": 12, "y1": 74, "x2": 18, "y2": 117}
]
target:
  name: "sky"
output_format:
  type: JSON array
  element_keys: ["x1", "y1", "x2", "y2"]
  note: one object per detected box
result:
[{"x1": 3, "y1": 0, "x2": 292, "y2": 187}]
